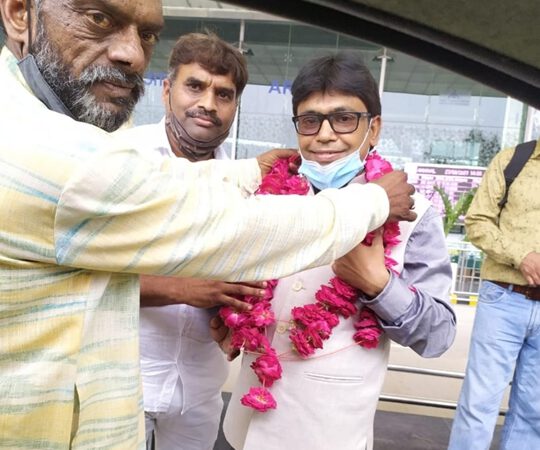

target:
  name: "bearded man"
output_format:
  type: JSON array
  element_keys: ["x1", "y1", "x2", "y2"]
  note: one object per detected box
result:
[{"x1": 0, "y1": 0, "x2": 416, "y2": 448}]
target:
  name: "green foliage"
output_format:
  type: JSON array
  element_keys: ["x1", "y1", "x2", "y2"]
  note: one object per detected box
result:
[{"x1": 433, "y1": 185, "x2": 477, "y2": 235}]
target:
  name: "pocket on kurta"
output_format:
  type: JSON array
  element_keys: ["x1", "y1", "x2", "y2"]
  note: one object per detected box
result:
[{"x1": 304, "y1": 372, "x2": 365, "y2": 384}]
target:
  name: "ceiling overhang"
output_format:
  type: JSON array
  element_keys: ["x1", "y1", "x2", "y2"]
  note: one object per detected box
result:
[{"x1": 225, "y1": 0, "x2": 540, "y2": 109}]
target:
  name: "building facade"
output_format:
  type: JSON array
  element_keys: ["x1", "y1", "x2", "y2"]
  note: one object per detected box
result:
[{"x1": 133, "y1": 1, "x2": 539, "y2": 168}]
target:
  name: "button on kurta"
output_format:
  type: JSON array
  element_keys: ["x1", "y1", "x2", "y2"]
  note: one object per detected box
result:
[{"x1": 292, "y1": 280, "x2": 303, "y2": 291}]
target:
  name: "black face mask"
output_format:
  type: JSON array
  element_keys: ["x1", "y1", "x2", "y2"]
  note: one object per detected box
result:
[
  {"x1": 164, "y1": 111, "x2": 229, "y2": 161},
  {"x1": 16, "y1": 0, "x2": 72, "y2": 118},
  {"x1": 164, "y1": 93, "x2": 233, "y2": 161},
  {"x1": 17, "y1": 54, "x2": 74, "y2": 118}
]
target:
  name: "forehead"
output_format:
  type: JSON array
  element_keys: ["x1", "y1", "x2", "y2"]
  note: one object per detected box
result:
[
  {"x1": 175, "y1": 63, "x2": 236, "y2": 89},
  {"x1": 57, "y1": 0, "x2": 163, "y2": 28},
  {"x1": 297, "y1": 90, "x2": 367, "y2": 114}
]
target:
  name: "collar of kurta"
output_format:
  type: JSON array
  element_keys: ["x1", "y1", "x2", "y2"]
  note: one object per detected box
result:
[{"x1": 1, "y1": 46, "x2": 73, "y2": 118}]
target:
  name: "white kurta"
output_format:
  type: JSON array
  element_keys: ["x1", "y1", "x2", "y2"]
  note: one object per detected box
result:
[{"x1": 224, "y1": 190, "x2": 430, "y2": 450}]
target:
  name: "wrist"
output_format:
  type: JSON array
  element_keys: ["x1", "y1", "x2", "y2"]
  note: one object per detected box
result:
[
  {"x1": 363, "y1": 270, "x2": 390, "y2": 298},
  {"x1": 168, "y1": 280, "x2": 189, "y2": 305}
]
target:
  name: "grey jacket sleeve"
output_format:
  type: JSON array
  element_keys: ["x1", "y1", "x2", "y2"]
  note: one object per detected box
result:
[{"x1": 358, "y1": 206, "x2": 456, "y2": 357}]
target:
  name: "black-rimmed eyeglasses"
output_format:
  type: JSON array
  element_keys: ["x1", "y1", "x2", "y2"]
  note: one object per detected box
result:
[{"x1": 292, "y1": 111, "x2": 371, "y2": 136}]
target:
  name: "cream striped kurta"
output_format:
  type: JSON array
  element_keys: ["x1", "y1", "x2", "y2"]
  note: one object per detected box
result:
[{"x1": 0, "y1": 46, "x2": 389, "y2": 448}]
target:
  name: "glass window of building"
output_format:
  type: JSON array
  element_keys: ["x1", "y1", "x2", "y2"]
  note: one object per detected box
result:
[{"x1": 129, "y1": 1, "x2": 538, "y2": 170}]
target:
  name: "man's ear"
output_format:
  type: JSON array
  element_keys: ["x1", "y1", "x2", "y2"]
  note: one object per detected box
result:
[
  {"x1": 161, "y1": 78, "x2": 171, "y2": 112},
  {"x1": 368, "y1": 115, "x2": 382, "y2": 147},
  {"x1": 1, "y1": 0, "x2": 32, "y2": 58}
]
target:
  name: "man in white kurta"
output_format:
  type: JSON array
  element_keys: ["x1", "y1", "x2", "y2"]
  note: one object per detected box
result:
[
  {"x1": 125, "y1": 117, "x2": 231, "y2": 449},
  {"x1": 125, "y1": 33, "x2": 259, "y2": 450}
]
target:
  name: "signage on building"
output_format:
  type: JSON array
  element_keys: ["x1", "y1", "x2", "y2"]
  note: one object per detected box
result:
[
  {"x1": 268, "y1": 80, "x2": 293, "y2": 94},
  {"x1": 438, "y1": 89, "x2": 472, "y2": 106},
  {"x1": 144, "y1": 72, "x2": 167, "y2": 86},
  {"x1": 404, "y1": 163, "x2": 486, "y2": 215}
]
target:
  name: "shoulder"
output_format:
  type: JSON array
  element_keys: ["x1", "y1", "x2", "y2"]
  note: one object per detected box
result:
[
  {"x1": 413, "y1": 192, "x2": 431, "y2": 211},
  {"x1": 113, "y1": 121, "x2": 170, "y2": 155},
  {"x1": 214, "y1": 145, "x2": 230, "y2": 160},
  {"x1": 114, "y1": 122, "x2": 161, "y2": 141},
  {"x1": 408, "y1": 200, "x2": 443, "y2": 239},
  {"x1": 392, "y1": 194, "x2": 435, "y2": 251},
  {"x1": 488, "y1": 146, "x2": 515, "y2": 170},
  {"x1": 401, "y1": 204, "x2": 446, "y2": 259}
]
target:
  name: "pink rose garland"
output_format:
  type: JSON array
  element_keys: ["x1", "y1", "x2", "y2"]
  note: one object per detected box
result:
[
  {"x1": 240, "y1": 386, "x2": 277, "y2": 412},
  {"x1": 220, "y1": 152, "x2": 402, "y2": 412}
]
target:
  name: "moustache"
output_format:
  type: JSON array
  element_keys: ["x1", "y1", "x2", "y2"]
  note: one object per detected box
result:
[
  {"x1": 79, "y1": 65, "x2": 145, "y2": 103},
  {"x1": 185, "y1": 108, "x2": 222, "y2": 126}
]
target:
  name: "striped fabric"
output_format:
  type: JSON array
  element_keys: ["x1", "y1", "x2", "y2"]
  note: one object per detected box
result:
[{"x1": 0, "y1": 46, "x2": 389, "y2": 448}]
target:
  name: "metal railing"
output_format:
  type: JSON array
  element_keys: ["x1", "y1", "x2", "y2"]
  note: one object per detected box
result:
[
  {"x1": 448, "y1": 241, "x2": 483, "y2": 302},
  {"x1": 381, "y1": 364, "x2": 507, "y2": 416}
]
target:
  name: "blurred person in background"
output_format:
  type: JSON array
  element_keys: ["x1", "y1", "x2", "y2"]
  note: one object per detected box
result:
[{"x1": 449, "y1": 139, "x2": 540, "y2": 450}]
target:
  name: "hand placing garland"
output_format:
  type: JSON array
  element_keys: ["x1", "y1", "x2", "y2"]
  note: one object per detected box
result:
[{"x1": 219, "y1": 152, "x2": 401, "y2": 412}]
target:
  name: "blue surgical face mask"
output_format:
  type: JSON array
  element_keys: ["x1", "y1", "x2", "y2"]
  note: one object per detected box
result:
[{"x1": 298, "y1": 120, "x2": 372, "y2": 190}]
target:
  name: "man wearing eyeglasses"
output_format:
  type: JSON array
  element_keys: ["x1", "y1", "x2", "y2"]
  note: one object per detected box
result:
[
  {"x1": 223, "y1": 52, "x2": 456, "y2": 450},
  {"x1": 293, "y1": 109, "x2": 374, "y2": 191}
]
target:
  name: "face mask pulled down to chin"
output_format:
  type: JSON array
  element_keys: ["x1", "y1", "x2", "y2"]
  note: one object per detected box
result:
[{"x1": 165, "y1": 110, "x2": 230, "y2": 161}]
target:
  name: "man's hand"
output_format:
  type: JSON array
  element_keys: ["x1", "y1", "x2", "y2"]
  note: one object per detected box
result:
[
  {"x1": 519, "y1": 252, "x2": 540, "y2": 286},
  {"x1": 371, "y1": 170, "x2": 417, "y2": 222},
  {"x1": 256, "y1": 148, "x2": 299, "y2": 176},
  {"x1": 140, "y1": 275, "x2": 266, "y2": 311},
  {"x1": 332, "y1": 229, "x2": 390, "y2": 297},
  {"x1": 210, "y1": 316, "x2": 240, "y2": 361}
]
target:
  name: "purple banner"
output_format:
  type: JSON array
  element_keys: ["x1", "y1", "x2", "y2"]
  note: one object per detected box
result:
[{"x1": 404, "y1": 162, "x2": 486, "y2": 216}]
